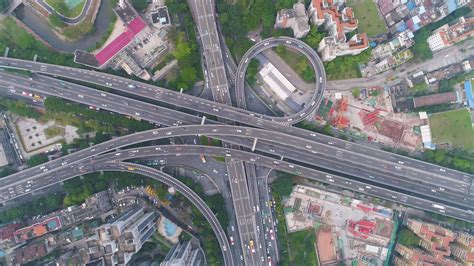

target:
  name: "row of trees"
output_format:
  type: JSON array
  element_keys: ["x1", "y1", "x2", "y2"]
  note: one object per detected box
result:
[
  {"x1": 44, "y1": 97, "x2": 154, "y2": 134},
  {"x1": 423, "y1": 149, "x2": 474, "y2": 174},
  {"x1": 0, "y1": 193, "x2": 63, "y2": 223},
  {"x1": 0, "y1": 18, "x2": 77, "y2": 66},
  {"x1": 0, "y1": 98, "x2": 41, "y2": 119},
  {"x1": 246, "y1": 59, "x2": 260, "y2": 84},
  {"x1": 174, "y1": 174, "x2": 229, "y2": 265},
  {"x1": 166, "y1": 0, "x2": 202, "y2": 91},
  {"x1": 324, "y1": 49, "x2": 371, "y2": 79}
]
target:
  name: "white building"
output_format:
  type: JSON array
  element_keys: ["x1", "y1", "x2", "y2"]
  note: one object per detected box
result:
[
  {"x1": 259, "y1": 62, "x2": 297, "y2": 101},
  {"x1": 427, "y1": 17, "x2": 474, "y2": 52}
]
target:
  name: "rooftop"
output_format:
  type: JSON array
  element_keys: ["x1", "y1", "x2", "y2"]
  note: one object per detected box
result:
[{"x1": 95, "y1": 17, "x2": 146, "y2": 66}]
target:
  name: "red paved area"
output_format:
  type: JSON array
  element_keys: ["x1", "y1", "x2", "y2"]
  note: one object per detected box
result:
[{"x1": 95, "y1": 17, "x2": 146, "y2": 66}]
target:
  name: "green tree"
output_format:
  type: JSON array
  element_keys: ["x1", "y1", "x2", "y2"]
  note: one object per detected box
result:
[
  {"x1": 398, "y1": 228, "x2": 421, "y2": 247},
  {"x1": 49, "y1": 12, "x2": 65, "y2": 28},
  {"x1": 411, "y1": 29, "x2": 433, "y2": 60},
  {"x1": 27, "y1": 154, "x2": 49, "y2": 168},
  {"x1": 246, "y1": 59, "x2": 260, "y2": 84},
  {"x1": 131, "y1": 0, "x2": 148, "y2": 11},
  {"x1": 172, "y1": 33, "x2": 192, "y2": 61},
  {"x1": 0, "y1": 0, "x2": 10, "y2": 12},
  {"x1": 303, "y1": 25, "x2": 325, "y2": 49},
  {"x1": 179, "y1": 66, "x2": 198, "y2": 88},
  {"x1": 271, "y1": 172, "x2": 294, "y2": 197}
]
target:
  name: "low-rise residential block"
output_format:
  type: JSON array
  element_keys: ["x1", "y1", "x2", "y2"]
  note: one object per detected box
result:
[{"x1": 428, "y1": 16, "x2": 474, "y2": 51}]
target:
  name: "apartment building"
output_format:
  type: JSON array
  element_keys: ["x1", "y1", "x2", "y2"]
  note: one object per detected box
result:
[
  {"x1": 274, "y1": 0, "x2": 310, "y2": 38},
  {"x1": 86, "y1": 207, "x2": 157, "y2": 265},
  {"x1": 308, "y1": 0, "x2": 368, "y2": 61}
]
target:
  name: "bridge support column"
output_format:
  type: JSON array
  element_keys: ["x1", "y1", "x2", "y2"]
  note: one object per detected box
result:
[
  {"x1": 201, "y1": 116, "x2": 206, "y2": 125},
  {"x1": 251, "y1": 138, "x2": 258, "y2": 152}
]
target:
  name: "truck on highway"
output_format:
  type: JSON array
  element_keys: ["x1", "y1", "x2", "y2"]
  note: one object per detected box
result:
[
  {"x1": 127, "y1": 167, "x2": 136, "y2": 171},
  {"x1": 249, "y1": 239, "x2": 255, "y2": 253},
  {"x1": 432, "y1": 204, "x2": 445, "y2": 210},
  {"x1": 200, "y1": 154, "x2": 206, "y2": 163}
]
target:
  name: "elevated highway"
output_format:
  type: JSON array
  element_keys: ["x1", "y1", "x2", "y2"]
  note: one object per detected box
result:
[
  {"x1": 235, "y1": 36, "x2": 326, "y2": 123},
  {"x1": 0, "y1": 72, "x2": 471, "y2": 206},
  {"x1": 0, "y1": 58, "x2": 469, "y2": 190}
]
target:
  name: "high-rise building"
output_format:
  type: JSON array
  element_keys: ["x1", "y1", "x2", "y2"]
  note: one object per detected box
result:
[
  {"x1": 86, "y1": 207, "x2": 157, "y2": 265},
  {"x1": 451, "y1": 232, "x2": 474, "y2": 265},
  {"x1": 274, "y1": 0, "x2": 310, "y2": 38},
  {"x1": 308, "y1": 0, "x2": 369, "y2": 61},
  {"x1": 160, "y1": 239, "x2": 206, "y2": 266}
]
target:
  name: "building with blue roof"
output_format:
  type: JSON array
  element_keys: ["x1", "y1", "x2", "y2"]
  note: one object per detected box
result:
[
  {"x1": 465, "y1": 79, "x2": 473, "y2": 109},
  {"x1": 406, "y1": 1, "x2": 417, "y2": 10}
]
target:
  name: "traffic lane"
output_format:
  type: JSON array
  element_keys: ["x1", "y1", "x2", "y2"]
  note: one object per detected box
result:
[
  {"x1": 93, "y1": 145, "x2": 474, "y2": 222},
  {"x1": 0, "y1": 74, "x2": 470, "y2": 203},
  {"x1": 226, "y1": 162, "x2": 260, "y2": 266},
  {"x1": 99, "y1": 162, "x2": 234, "y2": 266},
  {"x1": 0, "y1": 76, "x2": 468, "y2": 209},
  {"x1": 245, "y1": 163, "x2": 268, "y2": 262},
  {"x1": 1, "y1": 58, "x2": 468, "y2": 183},
  {"x1": 0, "y1": 86, "x2": 468, "y2": 210}
]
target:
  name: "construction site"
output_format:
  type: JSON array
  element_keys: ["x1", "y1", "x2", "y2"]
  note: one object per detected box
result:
[
  {"x1": 315, "y1": 87, "x2": 426, "y2": 151},
  {"x1": 283, "y1": 185, "x2": 397, "y2": 265}
]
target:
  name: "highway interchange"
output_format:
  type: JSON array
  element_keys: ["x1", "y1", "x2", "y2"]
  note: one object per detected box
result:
[
  {"x1": 0, "y1": 5, "x2": 473, "y2": 264},
  {"x1": 1, "y1": 63, "x2": 474, "y2": 264},
  {"x1": 0, "y1": 70, "x2": 471, "y2": 206}
]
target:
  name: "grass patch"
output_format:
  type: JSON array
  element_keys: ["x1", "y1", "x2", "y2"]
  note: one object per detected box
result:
[
  {"x1": 429, "y1": 109, "x2": 474, "y2": 150},
  {"x1": 44, "y1": 126, "x2": 65, "y2": 139},
  {"x1": 212, "y1": 156, "x2": 226, "y2": 162},
  {"x1": 199, "y1": 135, "x2": 221, "y2": 147},
  {"x1": 45, "y1": 0, "x2": 86, "y2": 18},
  {"x1": 274, "y1": 46, "x2": 315, "y2": 82},
  {"x1": 288, "y1": 229, "x2": 319, "y2": 266},
  {"x1": 327, "y1": 67, "x2": 359, "y2": 80},
  {"x1": 347, "y1": 0, "x2": 387, "y2": 36}
]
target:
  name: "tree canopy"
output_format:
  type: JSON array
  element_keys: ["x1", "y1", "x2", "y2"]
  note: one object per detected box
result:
[
  {"x1": 271, "y1": 172, "x2": 295, "y2": 197},
  {"x1": 27, "y1": 154, "x2": 49, "y2": 168},
  {"x1": 397, "y1": 228, "x2": 421, "y2": 247},
  {"x1": 131, "y1": 0, "x2": 148, "y2": 11},
  {"x1": 303, "y1": 25, "x2": 325, "y2": 49},
  {"x1": 0, "y1": 0, "x2": 10, "y2": 12},
  {"x1": 246, "y1": 59, "x2": 261, "y2": 84}
]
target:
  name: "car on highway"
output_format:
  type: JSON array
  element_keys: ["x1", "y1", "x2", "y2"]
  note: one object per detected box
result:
[
  {"x1": 249, "y1": 240, "x2": 255, "y2": 253},
  {"x1": 229, "y1": 236, "x2": 235, "y2": 245},
  {"x1": 269, "y1": 229, "x2": 275, "y2": 240}
]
